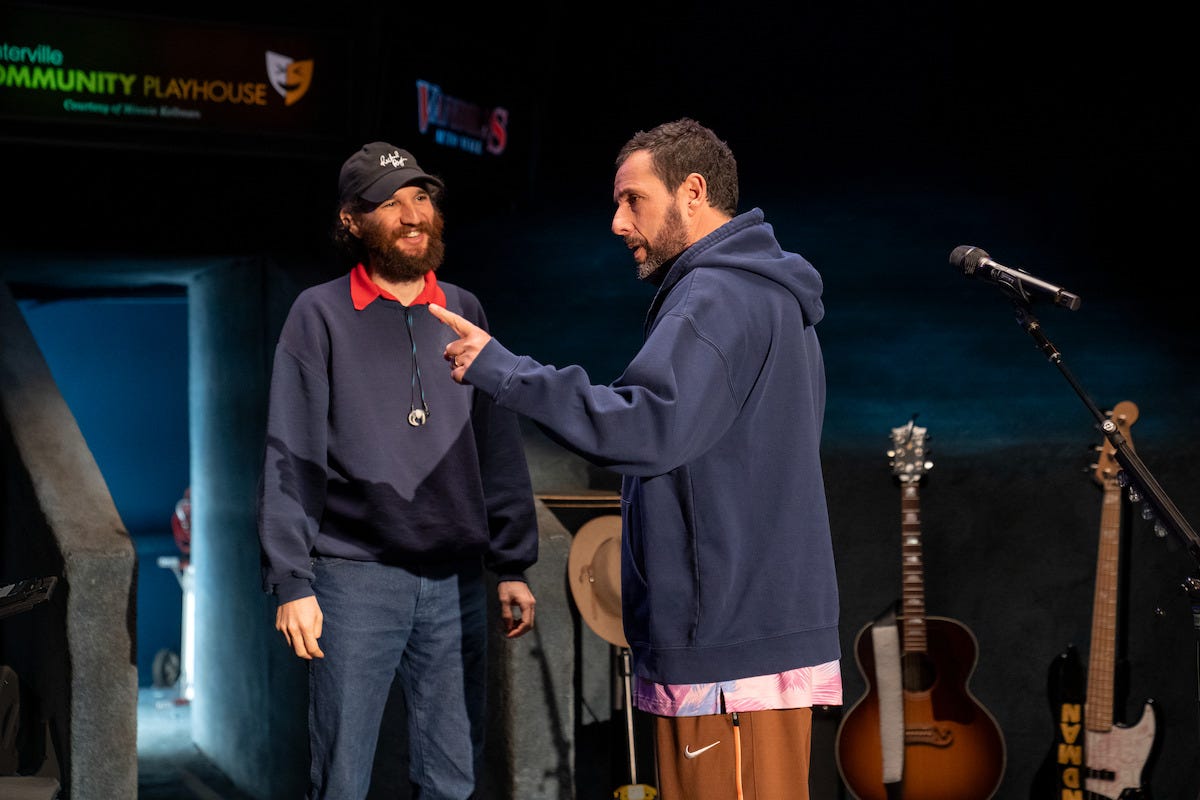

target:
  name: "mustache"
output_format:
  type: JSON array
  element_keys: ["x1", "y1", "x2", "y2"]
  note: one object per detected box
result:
[{"x1": 397, "y1": 222, "x2": 437, "y2": 237}]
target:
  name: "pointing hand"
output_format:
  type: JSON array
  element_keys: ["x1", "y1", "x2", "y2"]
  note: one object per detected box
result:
[{"x1": 429, "y1": 303, "x2": 492, "y2": 383}]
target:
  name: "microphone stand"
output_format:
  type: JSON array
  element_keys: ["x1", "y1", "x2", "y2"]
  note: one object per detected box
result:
[
  {"x1": 1009, "y1": 295, "x2": 1200, "y2": 797},
  {"x1": 1010, "y1": 298, "x2": 1200, "y2": 559}
]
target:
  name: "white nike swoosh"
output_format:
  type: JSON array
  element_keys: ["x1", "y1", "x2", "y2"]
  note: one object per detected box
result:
[{"x1": 684, "y1": 740, "x2": 721, "y2": 759}]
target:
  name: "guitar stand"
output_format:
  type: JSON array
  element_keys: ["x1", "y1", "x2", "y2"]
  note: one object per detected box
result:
[
  {"x1": 1008, "y1": 295, "x2": 1200, "y2": 797},
  {"x1": 613, "y1": 646, "x2": 657, "y2": 800}
]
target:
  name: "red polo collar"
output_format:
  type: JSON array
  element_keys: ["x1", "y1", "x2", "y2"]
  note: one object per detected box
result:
[{"x1": 350, "y1": 263, "x2": 446, "y2": 310}]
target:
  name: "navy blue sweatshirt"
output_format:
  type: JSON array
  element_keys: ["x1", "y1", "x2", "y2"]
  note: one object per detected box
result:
[
  {"x1": 465, "y1": 209, "x2": 840, "y2": 685},
  {"x1": 258, "y1": 272, "x2": 538, "y2": 604}
]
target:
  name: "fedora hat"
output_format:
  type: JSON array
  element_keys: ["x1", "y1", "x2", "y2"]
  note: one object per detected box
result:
[{"x1": 567, "y1": 515, "x2": 627, "y2": 648}]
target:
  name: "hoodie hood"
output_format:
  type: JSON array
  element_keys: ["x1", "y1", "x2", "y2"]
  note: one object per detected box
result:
[{"x1": 647, "y1": 208, "x2": 825, "y2": 332}]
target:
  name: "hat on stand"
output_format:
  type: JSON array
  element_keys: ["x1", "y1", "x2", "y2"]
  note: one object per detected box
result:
[{"x1": 567, "y1": 515, "x2": 627, "y2": 648}]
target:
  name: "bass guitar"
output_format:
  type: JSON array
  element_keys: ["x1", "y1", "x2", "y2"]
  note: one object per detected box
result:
[
  {"x1": 836, "y1": 418, "x2": 1006, "y2": 800},
  {"x1": 1032, "y1": 400, "x2": 1157, "y2": 798}
]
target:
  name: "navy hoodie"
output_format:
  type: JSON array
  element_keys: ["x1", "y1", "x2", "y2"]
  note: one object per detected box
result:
[
  {"x1": 466, "y1": 209, "x2": 840, "y2": 685},
  {"x1": 258, "y1": 273, "x2": 538, "y2": 604}
]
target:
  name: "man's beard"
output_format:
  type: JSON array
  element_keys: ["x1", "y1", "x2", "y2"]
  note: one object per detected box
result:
[
  {"x1": 362, "y1": 212, "x2": 446, "y2": 283},
  {"x1": 631, "y1": 202, "x2": 689, "y2": 282}
]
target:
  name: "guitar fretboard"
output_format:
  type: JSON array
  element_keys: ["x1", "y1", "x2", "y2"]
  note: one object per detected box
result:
[
  {"x1": 900, "y1": 484, "x2": 927, "y2": 653},
  {"x1": 1084, "y1": 400, "x2": 1137, "y2": 736},
  {"x1": 1085, "y1": 476, "x2": 1121, "y2": 732}
]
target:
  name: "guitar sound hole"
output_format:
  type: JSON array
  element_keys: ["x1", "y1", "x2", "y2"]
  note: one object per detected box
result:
[{"x1": 901, "y1": 652, "x2": 937, "y2": 692}]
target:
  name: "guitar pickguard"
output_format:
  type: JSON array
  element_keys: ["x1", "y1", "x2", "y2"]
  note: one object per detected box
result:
[{"x1": 1085, "y1": 702, "x2": 1156, "y2": 800}]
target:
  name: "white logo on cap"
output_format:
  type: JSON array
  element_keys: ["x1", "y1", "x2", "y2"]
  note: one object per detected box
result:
[{"x1": 380, "y1": 150, "x2": 407, "y2": 168}]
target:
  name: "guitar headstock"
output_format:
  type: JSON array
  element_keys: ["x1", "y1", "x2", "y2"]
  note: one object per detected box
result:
[
  {"x1": 1093, "y1": 400, "x2": 1139, "y2": 485},
  {"x1": 888, "y1": 417, "x2": 933, "y2": 485}
]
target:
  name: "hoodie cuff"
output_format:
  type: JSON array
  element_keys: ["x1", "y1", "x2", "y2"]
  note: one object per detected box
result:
[{"x1": 274, "y1": 576, "x2": 315, "y2": 605}]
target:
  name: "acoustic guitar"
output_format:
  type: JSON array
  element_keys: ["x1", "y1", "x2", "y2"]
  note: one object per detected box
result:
[
  {"x1": 1031, "y1": 400, "x2": 1157, "y2": 798},
  {"x1": 836, "y1": 418, "x2": 1006, "y2": 800}
]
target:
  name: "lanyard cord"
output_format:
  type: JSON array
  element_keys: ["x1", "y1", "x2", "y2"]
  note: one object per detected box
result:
[
  {"x1": 733, "y1": 711, "x2": 743, "y2": 800},
  {"x1": 406, "y1": 309, "x2": 429, "y2": 426},
  {"x1": 720, "y1": 691, "x2": 743, "y2": 800}
]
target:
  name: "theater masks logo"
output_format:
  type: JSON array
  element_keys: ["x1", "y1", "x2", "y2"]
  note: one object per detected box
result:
[{"x1": 265, "y1": 50, "x2": 313, "y2": 106}]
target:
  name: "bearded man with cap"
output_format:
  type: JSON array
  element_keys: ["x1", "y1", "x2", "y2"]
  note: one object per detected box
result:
[{"x1": 257, "y1": 141, "x2": 539, "y2": 799}]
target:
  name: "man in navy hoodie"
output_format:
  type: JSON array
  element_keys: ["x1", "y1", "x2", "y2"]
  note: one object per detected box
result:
[
  {"x1": 258, "y1": 142, "x2": 539, "y2": 800},
  {"x1": 430, "y1": 119, "x2": 841, "y2": 799}
]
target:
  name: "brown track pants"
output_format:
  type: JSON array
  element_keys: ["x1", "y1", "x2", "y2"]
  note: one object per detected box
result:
[{"x1": 653, "y1": 707, "x2": 812, "y2": 800}]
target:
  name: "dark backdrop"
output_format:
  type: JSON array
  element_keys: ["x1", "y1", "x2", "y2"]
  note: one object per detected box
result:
[{"x1": 3, "y1": 1, "x2": 1197, "y2": 796}]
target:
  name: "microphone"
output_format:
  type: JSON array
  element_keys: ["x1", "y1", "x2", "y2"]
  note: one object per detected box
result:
[{"x1": 950, "y1": 245, "x2": 1081, "y2": 311}]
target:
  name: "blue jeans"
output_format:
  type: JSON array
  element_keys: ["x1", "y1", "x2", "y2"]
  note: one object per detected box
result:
[{"x1": 308, "y1": 557, "x2": 487, "y2": 800}]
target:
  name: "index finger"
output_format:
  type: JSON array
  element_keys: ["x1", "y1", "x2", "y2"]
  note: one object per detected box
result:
[{"x1": 428, "y1": 303, "x2": 470, "y2": 335}]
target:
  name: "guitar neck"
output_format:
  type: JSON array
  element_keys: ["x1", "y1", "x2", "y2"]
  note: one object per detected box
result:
[
  {"x1": 1085, "y1": 478, "x2": 1122, "y2": 732},
  {"x1": 900, "y1": 483, "x2": 927, "y2": 653}
]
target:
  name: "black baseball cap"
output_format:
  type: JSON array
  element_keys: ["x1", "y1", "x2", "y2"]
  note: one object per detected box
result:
[{"x1": 337, "y1": 142, "x2": 445, "y2": 207}]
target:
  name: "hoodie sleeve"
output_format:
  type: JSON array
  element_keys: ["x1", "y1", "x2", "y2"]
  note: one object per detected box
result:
[
  {"x1": 257, "y1": 305, "x2": 331, "y2": 603},
  {"x1": 467, "y1": 309, "x2": 741, "y2": 477}
]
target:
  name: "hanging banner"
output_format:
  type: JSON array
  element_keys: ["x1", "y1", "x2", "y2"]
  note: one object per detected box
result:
[
  {"x1": 0, "y1": 4, "x2": 349, "y2": 147},
  {"x1": 415, "y1": 78, "x2": 508, "y2": 158}
]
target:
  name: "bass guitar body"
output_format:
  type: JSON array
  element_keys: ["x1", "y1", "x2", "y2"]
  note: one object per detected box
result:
[
  {"x1": 1030, "y1": 644, "x2": 1158, "y2": 799},
  {"x1": 837, "y1": 615, "x2": 1006, "y2": 800}
]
